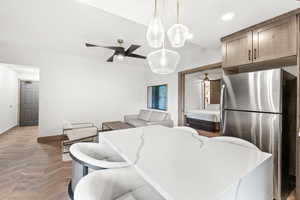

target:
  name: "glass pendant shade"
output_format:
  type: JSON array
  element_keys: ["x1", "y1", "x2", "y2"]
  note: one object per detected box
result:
[
  {"x1": 147, "y1": 49, "x2": 180, "y2": 74},
  {"x1": 146, "y1": 16, "x2": 165, "y2": 48},
  {"x1": 167, "y1": 24, "x2": 190, "y2": 48}
]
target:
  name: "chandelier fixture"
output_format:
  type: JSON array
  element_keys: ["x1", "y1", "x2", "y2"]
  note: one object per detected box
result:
[
  {"x1": 167, "y1": 0, "x2": 193, "y2": 48},
  {"x1": 146, "y1": 0, "x2": 165, "y2": 48},
  {"x1": 147, "y1": 46, "x2": 180, "y2": 74},
  {"x1": 146, "y1": 0, "x2": 192, "y2": 74},
  {"x1": 203, "y1": 73, "x2": 209, "y2": 81}
]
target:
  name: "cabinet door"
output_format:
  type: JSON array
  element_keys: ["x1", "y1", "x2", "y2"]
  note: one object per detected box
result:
[
  {"x1": 222, "y1": 31, "x2": 253, "y2": 68},
  {"x1": 253, "y1": 16, "x2": 297, "y2": 62}
]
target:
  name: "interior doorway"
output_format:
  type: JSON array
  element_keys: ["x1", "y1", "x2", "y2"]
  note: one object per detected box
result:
[{"x1": 19, "y1": 81, "x2": 39, "y2": 126}]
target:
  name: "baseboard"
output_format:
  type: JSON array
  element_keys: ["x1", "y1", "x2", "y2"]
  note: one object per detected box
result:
[
  {"x1": 0, "y1": 125, "x2": 18, "y2": 135},
  {"x1": 37, "y1": 135, "x2": 68, "y2": 143}
]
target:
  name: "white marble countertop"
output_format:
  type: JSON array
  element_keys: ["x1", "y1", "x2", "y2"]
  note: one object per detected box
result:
[{"x1": 101, "y1": 125, "x2": 271, "y2": 200}]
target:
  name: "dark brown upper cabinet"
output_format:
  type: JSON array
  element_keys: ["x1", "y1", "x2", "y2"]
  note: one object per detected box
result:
[
  {"x1": 222, "y1": 31, "x2": 253, "y2": 68},
  {"x1": 222, "y1": 15, "x2": 297, "y2": 68},
  {"x1": 252, "y1": 16, "x2": 297, "y2": 63}
]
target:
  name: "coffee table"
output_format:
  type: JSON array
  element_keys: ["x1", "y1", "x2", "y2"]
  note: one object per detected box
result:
[{"x1": 101, "y1": 121, "x2": 133, "y2": 131}]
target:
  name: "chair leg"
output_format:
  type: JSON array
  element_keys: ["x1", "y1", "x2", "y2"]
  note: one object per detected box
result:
[
  {"x1": 83, "y1": 166, "x2": 88, "y2": 176},
  {"x1": 68, "y1": 180, "x2": 74, "y2": 200}
]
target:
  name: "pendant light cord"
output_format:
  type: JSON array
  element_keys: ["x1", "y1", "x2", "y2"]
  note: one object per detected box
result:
[
  {"x1": 162, "y1": 0, "x2": 166, "y2": 50},
  {"x1": 154, "y1": 0, "x2": 157, "y2": 16},
  {"x1": 177, "y1": 0, "x2": 180, "y2": 24}
]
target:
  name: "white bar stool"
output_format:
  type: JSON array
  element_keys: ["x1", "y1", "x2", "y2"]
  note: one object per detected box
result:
[
  {"x1": 74, "y1": 168, "x2": 165, "y2": 200},
  {"x1": 69, "y1": 142, "x2": 129, "y2": 198}
]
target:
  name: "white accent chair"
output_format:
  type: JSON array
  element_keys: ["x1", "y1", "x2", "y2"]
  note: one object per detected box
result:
[
  {"x1": 74, "y1": 168, "x2": 164, "y2": 200},
  {"x1": 69, "y1": 143, "x2": 129, "y2": 194},
  {"x1": 212, "y1": 136, "x2": 260, "y2": 151},
  {"x1": 124, "y1": 109, "x2": 174, "y2": 128}
]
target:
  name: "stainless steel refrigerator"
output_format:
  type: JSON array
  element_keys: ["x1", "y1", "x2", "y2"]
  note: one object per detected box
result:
[{"x1": 221, "y1": 68, "x2": 296, "y2": 200}]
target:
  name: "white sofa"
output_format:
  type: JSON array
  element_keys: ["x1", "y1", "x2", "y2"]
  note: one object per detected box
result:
[{"x1": 124, "y1": 109, "x2": 174, "y2": 128}]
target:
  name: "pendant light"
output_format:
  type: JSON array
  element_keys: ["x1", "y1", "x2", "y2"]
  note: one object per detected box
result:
[
  {"x1": 146, "y1": 0, "x2": 165, "y2": 48},
  {"x1": 147, "y1": 0, "x2": 180, "y2": 74},
  {"x1": 147, "y1": 43, "x2": 180, "y2": 74},
  {"x1": 167, "y1": 0, "x2": 193, "y2": 48},
  {"x1": 203, "y1": 73, "x2": 209, "y2": 81}
]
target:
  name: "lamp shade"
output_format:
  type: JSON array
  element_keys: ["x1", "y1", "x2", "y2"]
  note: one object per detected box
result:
[
  {"x1": 167, "y1": 24, "x2": 190, "y2": 48},
  {"x1": 147, "y1": 49, "x2": 180, "y2": 74},
  {"x1": 146, "y1": 17, "x2": 165, "y2": 48}
]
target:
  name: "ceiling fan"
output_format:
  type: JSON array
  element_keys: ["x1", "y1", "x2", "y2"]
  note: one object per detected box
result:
[{"x1": 85, "y1": 39, "x2": 147, "y2": 62}]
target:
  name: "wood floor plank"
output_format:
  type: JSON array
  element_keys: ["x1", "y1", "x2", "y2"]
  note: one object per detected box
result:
[{"x1": 0, "y1": 126, "x2": 71, "y2": 200}]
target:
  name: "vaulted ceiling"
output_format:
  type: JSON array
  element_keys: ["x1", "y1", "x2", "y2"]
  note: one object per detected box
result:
[
  {"x1": 0, "y1": 0, "x2": 298, "y2": 66},
  {"x1": 77, "y1": 0, "x2": 299, "y2": 47}
]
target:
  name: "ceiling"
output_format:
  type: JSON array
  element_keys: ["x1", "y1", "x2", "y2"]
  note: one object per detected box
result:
[
  {"x1": 0, "y1": 0, "x2": 151, "y2": 65},
  {"x1": 0, "y1": 63, "x2": 40, "y2": 80},
  {"x1": 0, "y1": 0, "x2": 298, "y2": 67},
  {"x1": 77, "y1": 0, "x2": 299, "y2": 48}
]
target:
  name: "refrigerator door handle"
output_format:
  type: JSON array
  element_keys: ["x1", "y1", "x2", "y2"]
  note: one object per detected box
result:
[{"x1": 220, "y1": 84, "x2": 226, "y2": 134}]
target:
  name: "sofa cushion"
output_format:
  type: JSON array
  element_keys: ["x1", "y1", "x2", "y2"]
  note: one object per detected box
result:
[
  {"x1": 138, "y1": 110, "x2": 152, "y2": 121},
  {"x1": 149, "y1": 111, "x2": 167, "y2": 122},
  {"x1": 126, "y1": 119, "x2": 148, "y2": 127}
]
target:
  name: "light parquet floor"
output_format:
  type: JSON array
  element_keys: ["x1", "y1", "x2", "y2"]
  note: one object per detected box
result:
[
  {"x1": 0, "y1": 126, "x2": 296, "y2": 200},
  {"x1": 0, "y1": 126, "x2": 71, "y2": 200}
]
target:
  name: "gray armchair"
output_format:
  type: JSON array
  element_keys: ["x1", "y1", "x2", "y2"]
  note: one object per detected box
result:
[{"x1": 124, "y1": 109, "x2": 174, "y2": 128}]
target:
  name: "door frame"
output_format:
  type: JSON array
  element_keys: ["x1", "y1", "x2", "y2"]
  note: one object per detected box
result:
[
  {"x1": 296, "y1": 14, "x2": 300, "y2": 200},
  {"x1": 19, "y1": 80, "x2": 40, "y2": 126},
  {"x1": 178, "y1": 62, "x2": 222, "y2": 126}
]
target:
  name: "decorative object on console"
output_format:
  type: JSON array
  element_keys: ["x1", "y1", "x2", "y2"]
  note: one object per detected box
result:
[
  {"x1": 85, "y1": 39, "x2": 146, "y2": 62},
  {"x1": 167, "y1": 0, "x2": 193, "y2": 48}
]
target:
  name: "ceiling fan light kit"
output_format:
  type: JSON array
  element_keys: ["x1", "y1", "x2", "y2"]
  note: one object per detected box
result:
[
  {"x1": 85, "y1": 40, "x2": 146, "y2": 62},
  {"x1": 147, "y1": 48, "x2": 180, "y2": 74},
  {"x1": 116, "y1": 54, "x2": 125, "y2": 61}
]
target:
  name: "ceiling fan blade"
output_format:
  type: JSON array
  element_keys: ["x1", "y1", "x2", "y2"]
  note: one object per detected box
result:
[
  {"x1": 85, "y1": 43, "x2": 123, "y2": 51},
  {"x1": 126, "y1": 53, "x2": 146, "y2": 59},
  {"x1": 107, "y1": 54, "x2": 115, "y2": 62},
  {"x1": 85, "y1": 43, "x2": 100, "y2": 47},
  {"x1": 125, "y1": 45, "x2": 141, "y2": 55}
]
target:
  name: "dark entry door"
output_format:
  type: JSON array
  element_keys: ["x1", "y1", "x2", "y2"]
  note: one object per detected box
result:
[{"x1": 20, "y1": 81, "x2": 39, "y2": 126}]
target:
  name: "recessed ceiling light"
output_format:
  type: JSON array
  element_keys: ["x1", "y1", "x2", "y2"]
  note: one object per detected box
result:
[{"x1": 221, "y1": 12, "x2": 235, "y2": 21}]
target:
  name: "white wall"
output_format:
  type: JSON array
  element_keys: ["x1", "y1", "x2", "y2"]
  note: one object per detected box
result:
[
  {"x1": 145, "y1": 46, "x2": 222, "y2": 125},
  {"x1": 0, "y1": 65, "x2": 18, "y2": 134},
  {"x1": 283, "y1": 65, "x2": 297, "y2": 77},
  {"x1": 185, "y1": 75, "x2": 204, "y2": 111},
  {"x1": 17, "y1": 71, "x2": 39, "y2": 81},
  {"x1": 38, "y1": 53, "x2": 146, "y2": 136}
]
